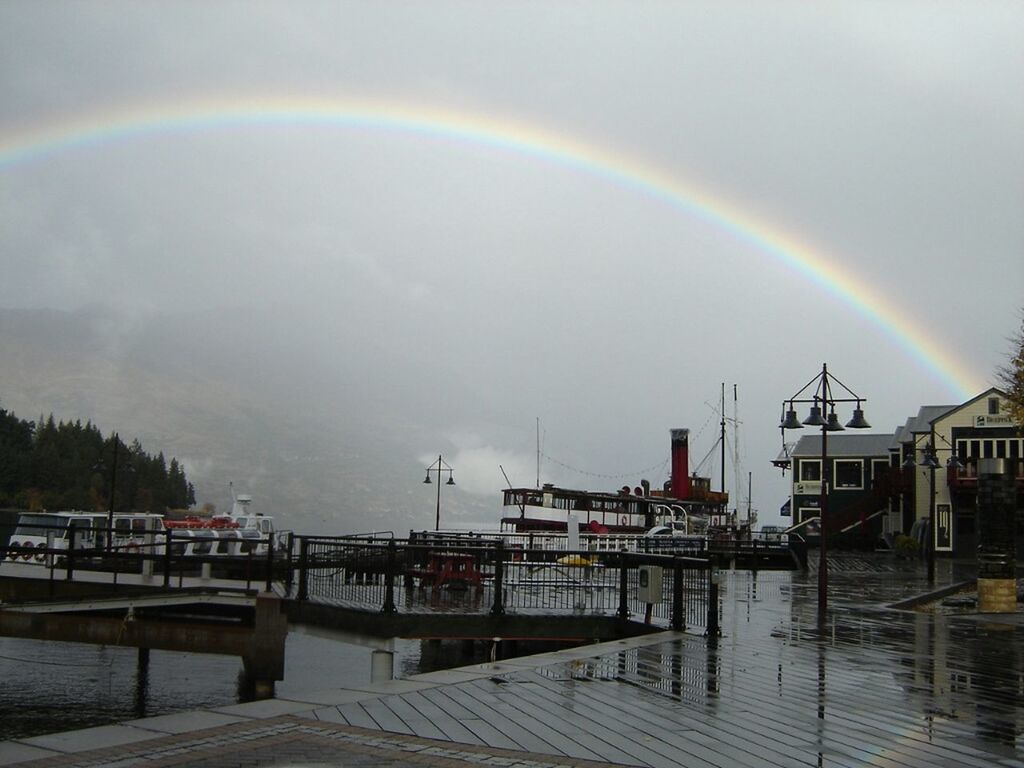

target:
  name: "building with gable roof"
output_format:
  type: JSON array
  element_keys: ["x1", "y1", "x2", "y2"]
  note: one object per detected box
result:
[{"x1": 774, "y1": 387, "x2": 1022, "y2": 555}]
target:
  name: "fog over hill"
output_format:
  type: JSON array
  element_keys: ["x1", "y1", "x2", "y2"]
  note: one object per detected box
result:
[{"x1": 0, "y1": 305, "x2": 514, "y2": 535}]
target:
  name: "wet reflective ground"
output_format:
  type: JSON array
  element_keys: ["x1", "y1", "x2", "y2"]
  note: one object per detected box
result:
[
  {"x1": 317, "y1": 554, "x2": 1021, "y2": 767},
  {"x1": 3, "y1": 554, "x2": 1020, "y2": 767}
]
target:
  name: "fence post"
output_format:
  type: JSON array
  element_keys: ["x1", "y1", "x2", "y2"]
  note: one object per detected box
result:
[
  {"x1": 264, "y1": 532, "x2": 275, "y2": 593},
  {"x1": 491, "y1": 539, "x2": 505, "y2": 616},
  {"x1": 382, "y1": 540, "x2": 397, "y2": 614},
  {"x1": 707, "y1": 566, "x2": 720, "y2": 636},
  {"x1": 672, "y1": 557, "x2": 684, "y2": 631},
  {"x1": 163, "y1": 530, "x2": 172, "y2": 588},
  {"x1": 617, "y1": 553, "x2": 630, "y2": 619},
  {"x1": 297, "y1": 537, "x2": 309, "y2": 602},
  {"x1": 284, "y1": 532, "x2": 294, "y2": 597},
  {"x1": 66, "y1": 532, "x2": 75, "y2": 582}
]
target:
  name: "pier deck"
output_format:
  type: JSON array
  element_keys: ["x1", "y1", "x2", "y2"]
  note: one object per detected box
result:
[{"x1": 1, "y1": 554, "x2": 1021, "y2": 767}]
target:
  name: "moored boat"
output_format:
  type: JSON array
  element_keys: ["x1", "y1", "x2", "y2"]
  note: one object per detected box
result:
[{"x1": 501, "y1": 428, "x2": 732, "y2": 535}]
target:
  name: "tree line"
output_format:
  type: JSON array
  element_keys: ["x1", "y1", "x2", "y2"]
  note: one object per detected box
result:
[{"x1": 0, "y1": 405, "x2": 194, "y2": 513}]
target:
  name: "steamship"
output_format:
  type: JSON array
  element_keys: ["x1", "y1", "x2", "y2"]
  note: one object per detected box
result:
[{"x1": 500, "y1": 429, "x2": 730, "y2": 535}]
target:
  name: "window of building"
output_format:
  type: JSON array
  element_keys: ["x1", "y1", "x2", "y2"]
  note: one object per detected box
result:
[
  {"x1": 983, "y1": 440, "x2": 994, "y2": 458},
  {"x1": 799, "y1": 460, "x2": 821, "y2": 482},
  {"x1": 834, "y1": 459, "x2": 864, "y2": 489},
  {"x1": 996, "y1": 440, "x2": 1007, "y2": 458},
  {"x1": 988, "y1": 397, "x2": 1000, "y2": 415},
  {"x1": 797, "y1": 508, "x2": 820, "y2": 534},
  {"x1": 872, "y1": 459, "x2": 889, "y2": 488},
  {"x1": 970, "y1": 440, "x2": 980, "y2": 459}
]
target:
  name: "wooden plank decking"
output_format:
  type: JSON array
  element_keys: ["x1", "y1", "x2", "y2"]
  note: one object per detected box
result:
[{"x1": 293, "y1": 557, "x2": 1022, "y2": 767}]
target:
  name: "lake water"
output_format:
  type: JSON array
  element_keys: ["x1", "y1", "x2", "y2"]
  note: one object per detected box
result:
[{"x1": 0, "y1": 629, "x2": 486, "y2": 741}]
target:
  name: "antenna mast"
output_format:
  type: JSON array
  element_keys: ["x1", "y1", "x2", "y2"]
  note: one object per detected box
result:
[
  {"x1": 719, "y1": 383, "x2": 726, "y2": 497},
  {"x1": 536, "y1": 417, "x2": 540, "y2": 489}
]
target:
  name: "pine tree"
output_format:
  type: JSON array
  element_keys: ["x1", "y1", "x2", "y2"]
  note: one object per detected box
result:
[{"x1": 997, "y1": 310, "x2": 1024, "y2": 428}]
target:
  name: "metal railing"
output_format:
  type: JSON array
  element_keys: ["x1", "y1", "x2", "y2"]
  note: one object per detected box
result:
[
  {"x1": 1, "y1": 524, "x2": 287, "y2": 594},
  {"x1": 292, "y1": 535, "x2": 718, "y2": 632}
]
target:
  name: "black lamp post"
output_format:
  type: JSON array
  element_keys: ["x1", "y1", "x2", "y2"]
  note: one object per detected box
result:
[
  {"x1": 423, "y1": 454, "x2": 455, "y2": 531},
  {"x1": 780, "y1": 363, "x2": 870, "y2": 619},
  {"x1": 94, "y1": 432, "x2": 134, "y2": 551},
  {"x1": 902, "y1": 432, "x2": 963, "y2": 583}
]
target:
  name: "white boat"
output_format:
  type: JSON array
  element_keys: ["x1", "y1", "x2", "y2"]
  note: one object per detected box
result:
[
  {"x1": 3, "y1": 489, "x2": 278, "y2": 563},
  {"x1": 4, "y1": 510, "x2": 164, "y2": 564},
  {"x1": 162, "y1": 489, "x2": 277, "y2": 556}
]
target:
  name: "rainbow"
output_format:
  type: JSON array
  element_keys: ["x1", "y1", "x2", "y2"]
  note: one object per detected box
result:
[{"x1": 0, "y1": 95, "x2": 983, "y2": 398}]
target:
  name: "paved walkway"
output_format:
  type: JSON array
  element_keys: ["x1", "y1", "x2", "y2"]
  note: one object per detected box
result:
[{"x1": 1, "y1": 554, "x2": 1021, "y2": 767}]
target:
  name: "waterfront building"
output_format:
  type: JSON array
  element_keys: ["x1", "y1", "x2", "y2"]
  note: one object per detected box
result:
[
  {"x1": 774, "y1": 432, "x2": 896, "y2": 546},
  {"x1": 895, "y1": 387, "x2": 1023, "y2": 558},
  {"x1": 774, "y1": 387, "x2": 1023, "y2": 556}
]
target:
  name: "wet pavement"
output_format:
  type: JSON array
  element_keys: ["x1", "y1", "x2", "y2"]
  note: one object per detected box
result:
[{"x1": 1, "y1": 553, "x2": 1021, "y2": 767}]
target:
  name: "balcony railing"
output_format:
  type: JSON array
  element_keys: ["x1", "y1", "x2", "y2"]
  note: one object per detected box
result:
[{"x1": 947, "y1": 459, "x2": 1024, "y2": 492}]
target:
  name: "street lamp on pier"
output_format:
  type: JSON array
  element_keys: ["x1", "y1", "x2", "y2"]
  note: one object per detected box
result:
[
  {"x1": 780, "y1": 363, "x2": 870, "y2": 619},
  {"x1": 423, "y1": 455, "x2": 455, "y2": 531},
  {"x1": 902, "y1": 432, "x2": 964, "y2": 584}
]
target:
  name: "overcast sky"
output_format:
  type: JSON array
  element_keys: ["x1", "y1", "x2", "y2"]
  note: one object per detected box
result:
[{"x1": 1, "y1": 2, "x2": 1021, "y2": 526}]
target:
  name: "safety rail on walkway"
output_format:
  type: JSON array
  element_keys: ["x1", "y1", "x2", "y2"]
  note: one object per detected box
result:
[
  {"x1": 292, "y1": 536, "x2": 719, "y2": 633},
  {"x1": 1, "y1": 527, "x2": 288, "y2": 595}
]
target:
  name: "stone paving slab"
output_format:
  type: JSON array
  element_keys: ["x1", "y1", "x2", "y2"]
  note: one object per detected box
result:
[
  {"x1": 122, "y1": 710, "x2": 249, "y2": 736},
  {"x1": 0, "y1": 742, "x2": 58, "y2": 767}
]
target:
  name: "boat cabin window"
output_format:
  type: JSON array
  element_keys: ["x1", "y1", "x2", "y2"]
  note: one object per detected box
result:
[
  {"x1": 260, "y1": 519, "x2": 272, "y2": 533},
  {"x1": 115, "y1": 519, "x2": 131, "y2": 535},
  {"x1": 14, "y1": 515, "x2": 69, "y2": 537},
  {"x1": 215, "y1": 539, "x2": 233, "y2": 554}
]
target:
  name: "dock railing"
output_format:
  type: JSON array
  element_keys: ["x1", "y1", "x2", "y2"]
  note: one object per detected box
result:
[
  {"x1": 1, "y1": 523, "x2": 288, "y2": 595},
  {"x1": 292, "y1": 535, "x2": 718, "y2": 632}
]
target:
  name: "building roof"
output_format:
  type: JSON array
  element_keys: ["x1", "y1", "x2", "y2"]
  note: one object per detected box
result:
[
  {"x1": 930, "y1": 387, "x2": 1008, "y2": 426},
  {"x1": 890, "y1": 424, "x2": 907, "y2": 450},
  {"x1": 788, "y1": 432, "x2": 895, "y2": 458},
  {"x1": 904, "y1": 405, "x2": 957, "y2": 436}
]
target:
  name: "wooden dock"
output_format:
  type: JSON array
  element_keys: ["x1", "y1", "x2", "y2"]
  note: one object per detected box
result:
[{"x1": 2, "y1": 555, "x2": 1021, "y2": 767}]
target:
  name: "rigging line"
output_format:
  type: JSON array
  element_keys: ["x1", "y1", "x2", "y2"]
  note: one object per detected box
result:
[{"x1": 540, "y1": 452, "x2": 669, "y2": 481}]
